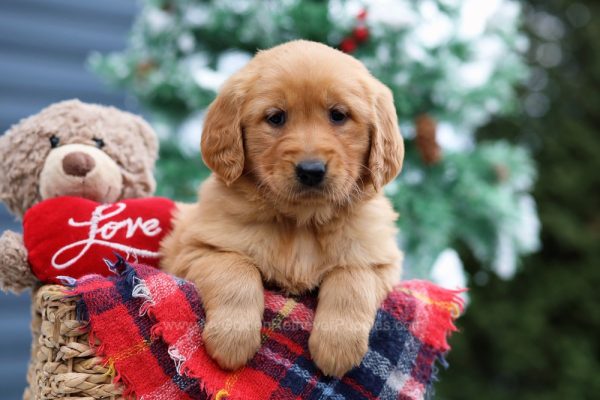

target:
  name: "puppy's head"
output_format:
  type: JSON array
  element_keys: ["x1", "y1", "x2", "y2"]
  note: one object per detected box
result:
[{"x1": 201, "y1": 40, "x2": 403, "y2": 210}]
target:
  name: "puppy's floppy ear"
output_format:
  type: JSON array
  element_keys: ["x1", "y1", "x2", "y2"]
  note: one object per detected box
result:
[
  {"x1": 201, "y1": 74, "x2": 246, "y2": 185},
  {"x1": 368, "y1": 82, "x2": 404, "y2": 191}
]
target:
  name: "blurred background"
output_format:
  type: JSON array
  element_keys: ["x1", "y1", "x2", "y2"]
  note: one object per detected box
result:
[{"x1": 0, "y1": 0, "x2": 597, "y2": 399}]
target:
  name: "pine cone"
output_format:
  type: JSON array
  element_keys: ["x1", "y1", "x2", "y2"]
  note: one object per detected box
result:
[
  {"x1": 415, "y1": 114, "x2": 441, "y2": 165},
  {"x1": 136, "y1": 60, "x2": 156, "y2": 77},
  {"x1": 494, "y1": 164, "x2": 510, "y2": 182}
]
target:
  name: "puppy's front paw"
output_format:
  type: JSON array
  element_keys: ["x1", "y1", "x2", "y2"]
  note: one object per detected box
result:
[
  {"x1": 202, "y1": 311, "x2": 261, "y2": 370},
  {"x1": 309, "y1": 319, "x2": 370, "y2": 378}
]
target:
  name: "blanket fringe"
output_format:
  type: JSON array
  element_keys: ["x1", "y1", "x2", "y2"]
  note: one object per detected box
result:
[
  {"x1": 68, "y1": 259, "x2": 464, "y2": 400},
  {"x1": 126, "y1": 264, "x2": 197, "y2": 384},
  {"x1": 398, "y1": 281, "x2": 465, "y2": 352},
  {"x1": 66, "y1": 257, "x2": 152, "y2": 400},
  {"x1": 131, "y1": 276, "x2": 155, "y2": 316},
  {"x1": 167, "y1": 345, "x2": 187, "y2": 375}
]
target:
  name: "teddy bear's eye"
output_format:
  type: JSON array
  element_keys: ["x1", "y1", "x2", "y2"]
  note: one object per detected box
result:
[
  {"x1": 93, "y1": 137, "x2": 105, "y2": 149},
  {"x1": 49, "y1": 135, "x2": 60, "y2": 148}
]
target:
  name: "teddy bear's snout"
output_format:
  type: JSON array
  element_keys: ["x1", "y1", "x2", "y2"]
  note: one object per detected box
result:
[{"x1": 62, "y1": 152, "x2": 96, "y2": 177}]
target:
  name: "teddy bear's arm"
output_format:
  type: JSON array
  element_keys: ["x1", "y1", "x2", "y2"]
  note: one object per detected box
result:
[{"x1": 0, "y1": 230, "x2": 38, "y2": 293}]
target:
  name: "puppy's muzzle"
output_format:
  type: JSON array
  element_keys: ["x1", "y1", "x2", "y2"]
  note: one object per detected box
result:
[{"x1": 295, "y1": 160, "x2": 326, "y2": 187}]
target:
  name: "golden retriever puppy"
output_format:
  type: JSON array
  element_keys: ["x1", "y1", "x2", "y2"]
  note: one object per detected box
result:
[{"x1": 161, "y1": 40, "x2": 404, "y2": 378}]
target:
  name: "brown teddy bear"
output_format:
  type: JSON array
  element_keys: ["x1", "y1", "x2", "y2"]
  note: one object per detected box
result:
[{"x1": 0, "y1": 99, "x2": 159, "y2": 293}]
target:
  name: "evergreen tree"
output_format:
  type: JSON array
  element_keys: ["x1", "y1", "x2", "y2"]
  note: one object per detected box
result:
[
  {"x1": 91, "y1": 0, "x2": 539, "y2": 280},
  {"x1": 438, "y1": 1, "x2": 600, "y2": 398}
]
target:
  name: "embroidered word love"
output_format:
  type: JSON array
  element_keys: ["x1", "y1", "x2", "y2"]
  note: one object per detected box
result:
[{"x1": 51, "y1": 202, "x2": 162, "y2": 270}]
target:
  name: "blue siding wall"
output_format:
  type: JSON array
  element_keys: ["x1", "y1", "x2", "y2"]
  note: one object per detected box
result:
[{"x1": 0, "y1": 1, "x2": 137, "y2": 397}]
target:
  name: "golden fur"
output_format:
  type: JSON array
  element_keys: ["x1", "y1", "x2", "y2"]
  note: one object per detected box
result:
[{"x1": 161, "y1": 40, "x2": 404, "y2": 377}]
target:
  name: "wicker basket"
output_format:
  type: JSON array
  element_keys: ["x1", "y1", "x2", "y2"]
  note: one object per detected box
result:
[{"x1": 24, "y1": 285, "x2": 123, "y2": 400}]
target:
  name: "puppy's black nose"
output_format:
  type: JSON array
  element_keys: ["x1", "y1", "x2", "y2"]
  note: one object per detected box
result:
[{"x1": 295, "y1": 160, "x2": 326, "y2": 187}]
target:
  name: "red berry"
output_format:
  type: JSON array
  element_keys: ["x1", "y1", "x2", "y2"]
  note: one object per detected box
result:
[
  {"x1": 340, "y1": 38, "x2": 357, "y2": 53},
  {"x1": 353, "y1": 26, "x2": 369, "y2": 42},
  {"x1": 357, "y1": 9, "x2": 367, "y2": 21}
]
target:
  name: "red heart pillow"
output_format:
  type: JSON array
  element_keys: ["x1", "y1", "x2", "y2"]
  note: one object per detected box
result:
[{"x1": 23, "y1": 196, "x2": 176, "y2": 284}]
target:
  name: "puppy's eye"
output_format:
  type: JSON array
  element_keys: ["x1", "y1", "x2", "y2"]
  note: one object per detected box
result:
[
  {"x1": 266, "y1": 111, "x2": 286, "y2": 127},
  {"x1": 49, "y1": 135, "x2": 60, "y2": 148},
  {"x1": 93, "y1": 137, "x2": 105, "y2": 149},
  {"x1": 329, "y1": 109, "x2": 348, "y2": 125}
]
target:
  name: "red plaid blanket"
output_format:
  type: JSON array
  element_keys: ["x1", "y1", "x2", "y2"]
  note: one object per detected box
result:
[{"x1": 71, "y1": 257, "x2": 463, "y2": 399}]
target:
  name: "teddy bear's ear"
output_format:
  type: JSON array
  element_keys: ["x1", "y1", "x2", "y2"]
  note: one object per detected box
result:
[
  {"x1": 134, "y1": 116, "x2": 159, "y2": 164},
  {"x1": 0, "y1": 133, "x2": 7, "y2": 195},
  {"x1": 134, "y1": 116, "x2": 158, "y2": 197},
  {"x1": 117, "y1": 113, "x2": 159, "y2": 199},
  {"x1": 0, "y1": 122, "x2": 44, "y2": 219},
  {"x1": 0, "y1": 145, "x2": 8, "y2": 205}
]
